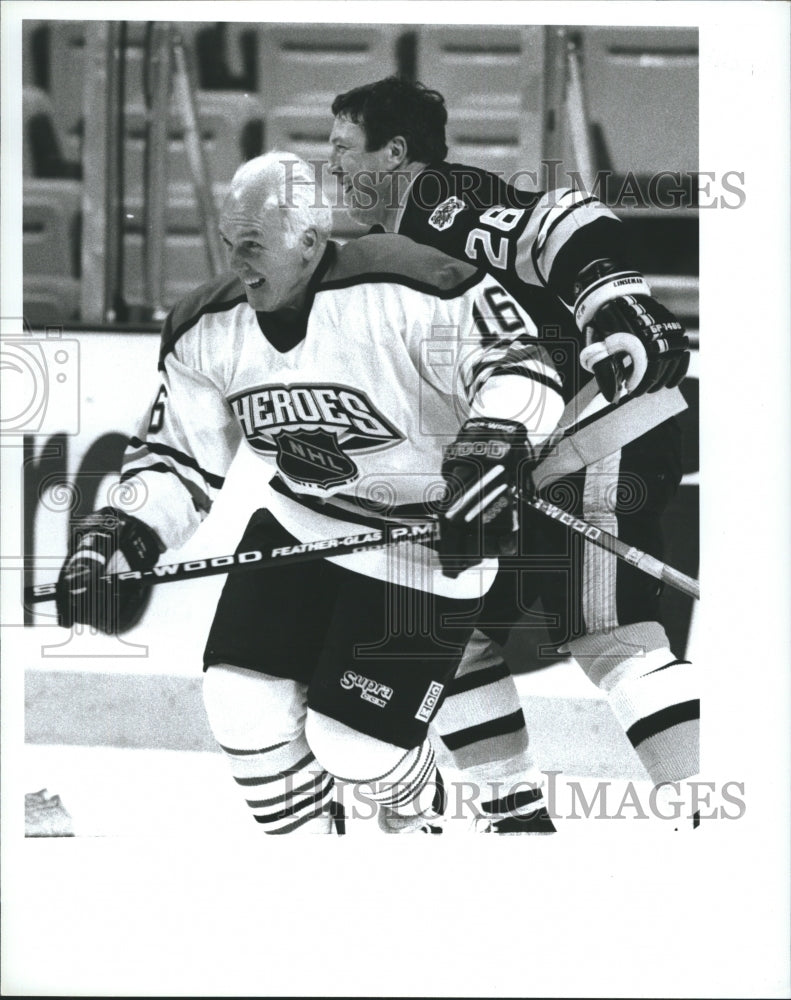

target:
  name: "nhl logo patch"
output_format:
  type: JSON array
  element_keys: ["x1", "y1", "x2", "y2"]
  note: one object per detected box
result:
[
  {"x1": 428, "y1": 196, "x2": 466, "y2": 231},
  {"x1": 276, "y1": 428, "x2": 358, "y2": 489}
]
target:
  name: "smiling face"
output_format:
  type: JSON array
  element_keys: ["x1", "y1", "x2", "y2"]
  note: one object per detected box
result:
[
  {"x1": 219, "y1": 192, "x2": 314, "y2": 313},
  {"x1": 328, "y1": 116, "x2": 404, "y2": 227}
]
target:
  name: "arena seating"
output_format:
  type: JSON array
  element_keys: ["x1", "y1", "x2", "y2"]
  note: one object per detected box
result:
[
  {"x1": 23, "y1": 85, "x2": 80, "y2": 179},
  {"x1": 257, "y1": 24, "x2": 400, "y2": 108},
  {"x1": 121, "y1": 92, "x2": 264, "y2": 195},
  {"x1": 23, "y1": 178, "x2": 82, "y2": 279},
  {"x1": 22, "y1": 20, "x2": 698, "y2": 326},
  {"x1": 122, "y1": 230, "x2": 221, "y2": 307},
  {"x1": 573, "y1": 26, "x2": 698, "y2": 179},
  {"x1": 415, "y1": 25, "x2": 545, "y2": 179},
  {"x1": 45, "y1": 21, "x2": 87, "y2": 166},
  {"x1": 21, "y1": 275, "x2": 81, "y2": 325}
]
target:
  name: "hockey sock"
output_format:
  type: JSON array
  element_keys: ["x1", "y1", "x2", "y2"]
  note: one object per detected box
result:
[
  {"x1": 474, "y1": 765, "x2": 556, "y2": 834},
  {"x1": 432, "y1": 629, "x2": 530, "y2": 776},
  {"x1": 218, "y1": 735, "x2": 336, "y2": 833},
  {"x1": 305, "y1": 709, "x2": 446, "y2": 832},
  {"x1": 203, "y1": 664, "x2": 336, "y2": 833},
  {"x1": 366, "y1": 741, "x2": 446, "y2": 833},
  {"x1": 569, "y1": 622, "x2": 699, "y2": 784}
]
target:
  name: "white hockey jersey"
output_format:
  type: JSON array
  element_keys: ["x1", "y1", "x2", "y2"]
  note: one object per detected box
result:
[{"x1": 120, "y1": 235, "x2": 564, "y2": 597}]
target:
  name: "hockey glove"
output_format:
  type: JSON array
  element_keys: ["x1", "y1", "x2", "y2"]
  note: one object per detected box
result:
[
  {"x1": 575, "y1": 259, "x2": 689, "y2": 403},
  {"x1": 437, "y1": 418, "x2": 535, "y2": 578},
  {"x1": 56, "y1": 506, "x2": 164, "y2": 634}
]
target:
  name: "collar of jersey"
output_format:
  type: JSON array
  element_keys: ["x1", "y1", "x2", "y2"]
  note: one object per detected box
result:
[{"x1": 395, "y1": 162, "x2": 453, "y2": 234}]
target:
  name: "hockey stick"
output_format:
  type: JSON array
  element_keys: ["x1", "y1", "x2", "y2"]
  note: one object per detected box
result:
[
  {"x1": 23, "y1": 495, "x2": 699, "y2": 605},
  {"x1": 526, "y1": 497, "x2": 699, "y2": 599},
  {"x1": 23, "y1": 522, "x2": 437, "y2": 605}
]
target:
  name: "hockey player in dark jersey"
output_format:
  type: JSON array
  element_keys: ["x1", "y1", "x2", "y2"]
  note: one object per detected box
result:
[
  {"x1": 329, "y1": 77, "x2": 698, "y2": 828},
  {"x1": 55, "y1": 152, "x2": 567, "y2": 834}
]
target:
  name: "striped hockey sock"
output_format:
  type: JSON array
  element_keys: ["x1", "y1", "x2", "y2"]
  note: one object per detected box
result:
[
  {"x1": 432, "y1": 630, "x2": 529, "y2": 773},
  {"x1": 219, "y1": 734, "x2": 338, "y2": 834},
  {"x1": 430, "y1": 630, "x2": 554, "y2": 831},
  {"x1": 476, "y1": 771, "x2": 556, "y2": 833},
  {"x1": 366, "y1": 741, "x2": 447, "y2": 833},
  {"x1": 570, "y1": 622, "x2": 700, "y2": 784}
]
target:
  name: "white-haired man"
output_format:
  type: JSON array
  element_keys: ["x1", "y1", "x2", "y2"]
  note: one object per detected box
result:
[{"x1": 55, "y1": 152, "x2": 565, "y2": 833}]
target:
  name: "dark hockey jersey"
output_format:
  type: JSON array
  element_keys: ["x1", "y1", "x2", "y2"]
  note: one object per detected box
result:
[{"x1": 392, "y1": 161, "x2": 627, "y2": 403}]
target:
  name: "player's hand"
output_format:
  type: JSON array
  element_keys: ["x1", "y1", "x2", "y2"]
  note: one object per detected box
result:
[
  {"x1": 56, "y1": 507, "x2": 163, "y2": 633},
  {"x1": 574, "y1": 261, "x2": 689, "y2": 403},
  {"x1": 437, "y1": 418, "x2": 535, "y2": 578}
]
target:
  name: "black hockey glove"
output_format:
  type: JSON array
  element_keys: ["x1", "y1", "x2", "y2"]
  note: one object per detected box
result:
[
  {"x1": 56, "y1": 506, "x2": 164, "y2": 634},
  {"x1": 437, "y1": 418, "x2": 536, "y2": 579},
  {"x1": 575, "y1": 259, "x2": 689, "y2": 403}
]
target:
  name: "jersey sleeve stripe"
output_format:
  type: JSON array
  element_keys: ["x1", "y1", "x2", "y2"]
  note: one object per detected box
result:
[
  {"x1": 537, "y1": 200, "x2": 620, "y2": 282},
  {"x1": 533, "y1": 189, "x2": 590, "y2": 252},
  {"x1": 464, "y1": 340, "x2": 562, "y2": 399},
  {"x1": 467, "y1": 332, "x2": 553, "y2": 364},
  {"x1": 120, "y1": 462, "x2": 213, "y2": 514},
  {"x1": 466, "y1": 350, "x2": 561, "y2": 393},
  {"x1": 516, "y1": 191, "x2": 617, "y2": 288},
  {"x1": 532, "y1": 197, "x2": 603, "y2": 284},
  {"x1": 467, "y1": 364, "x2": 565, "y2": 405},
  {"x1": 513, "y1": 190, "x2": 569, "y2": 287},
  {"x1": 481, "y1": 365, "x2": 565, "y2": 394},
  {"x1": 127, "y1": 436, "x2": 226, "y2": 489},
  {"x1": 530, "y1": 237, "x2": 550, "y2": 288}
]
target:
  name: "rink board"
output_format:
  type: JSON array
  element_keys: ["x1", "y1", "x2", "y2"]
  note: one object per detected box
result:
[{"x1": 23, "y1": 661, "x2": 656, "y2": 838}]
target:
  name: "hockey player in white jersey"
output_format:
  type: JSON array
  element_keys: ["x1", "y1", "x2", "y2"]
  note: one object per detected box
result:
[
  {"x1": 329, "y1": 77, "x2": 698, "y2": 830},
  {"x1": 55, "y1": 152, "x2": 565, "y2": 833}
]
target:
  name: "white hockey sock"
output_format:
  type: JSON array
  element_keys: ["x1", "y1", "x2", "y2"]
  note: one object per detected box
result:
[
  {"x1": 218, "y1": 735, "x2": 336, "y2": 834},
  {"x1": 432, "y1": 629, "x2": 529, "y2": 775},
  {"x1": 570, "y1": 622, "x2": 700, "y2": 784},
  {"x1": 203, "y1": 664, "x2": 336, "y2": 833},
  {"x1": 363, "y1": 740, "x2": 445, "y2": 818},
  {"x1": 305, "y1": 710, "x2": 444, "y2": 832}
]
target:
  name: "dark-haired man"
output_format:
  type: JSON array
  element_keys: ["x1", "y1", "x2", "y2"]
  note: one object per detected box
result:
[{"x1": 329, "y1": 77, "x2": 698, "y2": 830}]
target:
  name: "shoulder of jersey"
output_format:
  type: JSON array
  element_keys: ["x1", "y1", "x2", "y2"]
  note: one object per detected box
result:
[
  {"x1": 417, "y1": 161, "x2": 542, "y2": 212},
  {"x1": 318, "y1": 233, "x2": 485, "y2": 299},
  {"x1": 159, "y1": 271, "x2": 246, "y2": 365}
]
